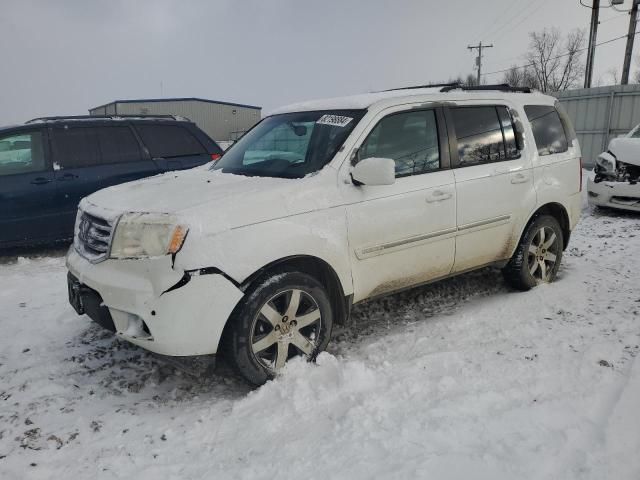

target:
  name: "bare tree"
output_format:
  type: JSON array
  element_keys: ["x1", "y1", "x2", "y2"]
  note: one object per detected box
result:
[
  {"x1": 605, "y1": 67, "x2": 619, "y2": 85},
  {"x1": 502, "y1": 65, "x2": 539, "y2": 89},
  {"x1": 525, "y1": 28, "x2": 585, "y2": 92}
]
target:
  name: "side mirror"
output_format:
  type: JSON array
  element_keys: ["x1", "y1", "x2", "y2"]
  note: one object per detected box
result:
[{"x1": 351, "y1": 157, "x2": 395, "y2": 186}]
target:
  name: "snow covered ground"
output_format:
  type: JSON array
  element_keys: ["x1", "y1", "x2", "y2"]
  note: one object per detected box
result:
[{"x1": 1, "y1": 189, "x2": 639, "y2": 480}]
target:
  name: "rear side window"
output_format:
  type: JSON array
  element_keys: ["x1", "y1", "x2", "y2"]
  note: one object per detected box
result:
[
  {"x1": 0, "y1": 130, "x2": 46, "y2": 176},
  {"x1": 452, "y1": 106, "x2": 520, "y2": 166},
  {"x1": 51, "y1": 127, "x2": 101, "y2": 168},
  {"x1": 97, "y1": 126, "x2": 141, "y2": 164},
  {"x1": 135, "y1": 125, "x2": 206, "y2": 158},
  {"x1": 524, "y1": 105, "x2": 568, "y2": 156},
  {"x1": 360, "y1": 109, "x2": 440, "y2": 177}
]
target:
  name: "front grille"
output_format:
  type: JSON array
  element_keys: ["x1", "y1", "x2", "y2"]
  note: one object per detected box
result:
[{"x1": 75, "y1": 211, "x2": 114, "y2": 262}]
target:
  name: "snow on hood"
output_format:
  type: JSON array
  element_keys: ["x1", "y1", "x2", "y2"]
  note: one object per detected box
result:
[
  {"x1": 608, "y1": 137, "x2": 640, "y2": 167},
  {"x1": 81, "y1": 168, "x2": 335, "y2": 233}
]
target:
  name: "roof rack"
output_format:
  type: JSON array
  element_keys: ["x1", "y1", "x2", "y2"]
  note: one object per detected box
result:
[
  {"x1": 384, "y1": 82, "x2": 461, "y2": 92},
  {"x1": 440, "y1": 83, "x2": 532, "y2": 93},
  {"x1": 25, "y1": 114, "x2": 191, "y2": 124}
]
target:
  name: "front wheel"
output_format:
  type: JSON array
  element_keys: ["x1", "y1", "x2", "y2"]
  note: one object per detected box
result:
[
  {"x1": 225, "y1": 271, "x2": 333, "y2": 386},
  {"x1": 503, "y1": 215, "x2": 564, "y2": 291}
]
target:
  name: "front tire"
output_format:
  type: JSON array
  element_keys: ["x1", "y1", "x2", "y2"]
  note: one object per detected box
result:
[
  {"x1": 503, "y1": 215, "x2": 564, "y2": 291},
  {"x1": 225, "y1": 271, "x2": 333, "y2": 386}
]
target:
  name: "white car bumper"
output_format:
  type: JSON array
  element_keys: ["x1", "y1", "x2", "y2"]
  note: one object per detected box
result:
[
  {"x1": 66, "y1": 248, "x2": 244, "y2": 356},
  {"x1": 587, "y1": 177, "x2": 640, "y2": 212}
]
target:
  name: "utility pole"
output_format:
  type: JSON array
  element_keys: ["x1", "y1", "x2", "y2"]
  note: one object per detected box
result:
[
  {"x1": 621, "y1": 0, "x2": 639, "y2": 85},
  {"x1": 468, "y1": 41, "x2": 493, "y2": 85},
  {"x1": 584, "y1": 0, "x2": 600, "y2": 88}
]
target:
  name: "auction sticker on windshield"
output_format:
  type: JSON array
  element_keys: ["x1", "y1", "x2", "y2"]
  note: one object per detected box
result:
[{"x1": 317, "y1": 115, "x2": 353, "y2": 127}]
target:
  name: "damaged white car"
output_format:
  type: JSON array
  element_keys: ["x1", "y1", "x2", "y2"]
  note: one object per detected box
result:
[
  {"x1": 588, "y1": 125, "x2": 640, "y2": 212},
  {"x1": 66, "y1": 85, "x2": 582, "y2": 386}
]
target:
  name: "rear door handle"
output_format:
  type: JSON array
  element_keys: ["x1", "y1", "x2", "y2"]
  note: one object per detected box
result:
[
  {"x1": 30, "y1": 177, "x2": 51, "y2": 185},
  {"x1": 510, "y1": 172, "x2": 529, "y2": 184},
  {"x1": 57, "y1": 173, "x2": 78, "y2": 181},
  {"x1": 426, "y1": 190, "x2": 453, "y2": 203}
]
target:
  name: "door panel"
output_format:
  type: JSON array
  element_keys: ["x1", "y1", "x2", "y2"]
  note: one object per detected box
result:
[
  {"x1": 341, "y1": 106, "x2": 456, "y2": 302},
  {"x1": 0, "y1": 129, "x2": 59, "y2": 246},
  {"x1": 448, "y1": 105, "x2": 536, "y2": 272}
]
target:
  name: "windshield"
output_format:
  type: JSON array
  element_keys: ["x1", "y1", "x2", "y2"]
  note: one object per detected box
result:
[{"x1": 212, "y1": 109, "x2": 365, "y2": 178}]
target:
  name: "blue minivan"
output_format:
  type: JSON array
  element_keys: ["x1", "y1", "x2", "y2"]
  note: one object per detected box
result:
[{"x1": 0, "y1": 115, "x2": 223, "y2": 248}]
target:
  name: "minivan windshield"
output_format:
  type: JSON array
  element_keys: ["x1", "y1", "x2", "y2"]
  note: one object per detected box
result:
[{"x1": 211, "y1": 109, "x2": 365, "y2": 178}]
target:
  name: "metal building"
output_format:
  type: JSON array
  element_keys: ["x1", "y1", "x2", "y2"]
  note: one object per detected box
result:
[
  {"x1": 89, "y1": 97, "x2": 262, "y2": 143},
  {"x1": 554, "y1": 84, "x2": 640, "y2": 167}
]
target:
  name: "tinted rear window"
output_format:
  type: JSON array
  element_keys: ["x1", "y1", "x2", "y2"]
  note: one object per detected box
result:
[
  {"x1": 97, "y1": 126, "x2": 141, "y2": 164},
  {"x1": 52, "y1": 127, "x2": 101, "y2": 168},
  {"x1": 135, "y1": 125, "x2": 206, "y2": 158},
  {"x1": 452, "y1": 106, "x2": 505, "y2": 166},
  {"x1": 524, "y1": 105, "x2": 568, "y2": 156}
]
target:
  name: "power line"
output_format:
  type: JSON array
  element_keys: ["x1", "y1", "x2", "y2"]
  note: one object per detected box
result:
[
  {"x1": 482, "y1": 30, "x2": 640, "y2": 77},
  {"x1": 475, "y1": 0, "x2": 528, "y2": 42},
  {"x1": 483, "y1": 0, "x2": 542, "y2": 43}
]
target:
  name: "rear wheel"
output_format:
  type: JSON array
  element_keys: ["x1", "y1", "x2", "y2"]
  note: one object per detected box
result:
[
  {"x1": 225, "y1": 271, "x2": 333, "y2": 386},
  {"x1": 503, "y1": 215, "x2": 564, "y2": 291}
]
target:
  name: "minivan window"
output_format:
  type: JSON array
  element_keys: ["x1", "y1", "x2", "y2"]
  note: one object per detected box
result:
[
  {"x1": 135, "y1": 125, "x2": 206, "y2": 158},
  {"x1": 0, "y1": 130, "x2": 46, "y2": 176},
  {"x1": 360, "y1": 109, "x2": 440, "y2": 177},
  {"x1": 452, "y1": 106, "x2": 506, "y2": 166},
  {"x1": 524, "y1": 105, "x2": 569, "y2": 156},
  {"x1": 212, "y1": 110, "x2": 365, "y2": 178},
  {"x1": 97, "y1": 126, "x2": 141, "y2": 164},
  {"x1": 51, "y1": 127, "x2": 101, "y2": 168}
]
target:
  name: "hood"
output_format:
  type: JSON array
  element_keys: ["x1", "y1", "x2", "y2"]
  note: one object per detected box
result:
[
  {"x1": 82, "y1": 168, "x2": 336, "y2": 234},
  {"x1": 608, "y1": 137, "x2": 640, "y2": 167}
]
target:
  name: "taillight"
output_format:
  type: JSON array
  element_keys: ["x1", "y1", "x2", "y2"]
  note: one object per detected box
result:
[
  {"x1": 211, "y1": 153, "x2": 221, "y2": 162},
  {"x1": 579, "y1": 157, "x2": 583, "y2": 192}
]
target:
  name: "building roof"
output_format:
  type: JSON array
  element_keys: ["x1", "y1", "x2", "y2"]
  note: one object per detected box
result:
[{"x1": 90, "y1": 97, "x2": 261, "y2": 111}]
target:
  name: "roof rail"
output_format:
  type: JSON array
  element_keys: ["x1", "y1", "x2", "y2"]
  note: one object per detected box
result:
[
  {"x1": 25, "y1": 114, "x2": 191, "y2": 124},
  {"x1": 384, "y1": 82, "x2": 462, "y2": 92},
  {"x1": 440, "y1": 83, "x2": 532, "y2": 93}
]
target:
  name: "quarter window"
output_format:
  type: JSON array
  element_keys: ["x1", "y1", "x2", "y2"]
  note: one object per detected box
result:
[
  {"x1": 360, "y1": 109, "x2": 440, "y2": 177},
  {"x1": 0, "y1": 131, "x2": 46, "y2": 176},
  {"x1": 135, "y1": 125, "x2": 206, "y2": 158},
  {"x1": 524, "y1": 105, "x2": 569, "y2": 156}
]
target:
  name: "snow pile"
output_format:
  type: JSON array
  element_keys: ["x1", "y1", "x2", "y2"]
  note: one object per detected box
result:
[{"x1": 1, "y1": 189, "x2": 640, "y2": 479}]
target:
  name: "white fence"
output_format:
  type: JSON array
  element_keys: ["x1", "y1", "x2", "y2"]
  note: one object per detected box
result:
[{"x1": 554, "y1": 84, "x2": 640, "y2": 167}]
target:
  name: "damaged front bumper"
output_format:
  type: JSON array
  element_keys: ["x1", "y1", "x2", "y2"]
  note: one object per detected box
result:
[
  {"x1": 587, "y1": 176, "x2": 640, "y2": 212},
  {"x1": 66, "y1": 247, "x2": 244, "y2": 356}
]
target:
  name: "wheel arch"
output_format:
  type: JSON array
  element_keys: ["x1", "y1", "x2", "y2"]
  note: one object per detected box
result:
[{"x1": 523, "y1": 202, "x2": 571, "y2": 250}]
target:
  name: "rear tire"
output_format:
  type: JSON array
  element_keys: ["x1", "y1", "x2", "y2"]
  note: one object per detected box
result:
[
  {"x1": 502, "y1": 215, "x2": 564, "y2": 291},
  {"x1": 225, "y1": 270, "x2": 333, "y2": 386}
]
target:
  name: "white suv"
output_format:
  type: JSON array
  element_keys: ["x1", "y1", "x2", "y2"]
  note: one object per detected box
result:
[{"x1": 66, "y1": 85, "x2": 582, "y2": 385}]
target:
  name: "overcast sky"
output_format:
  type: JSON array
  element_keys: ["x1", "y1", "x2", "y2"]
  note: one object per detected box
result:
[{"x1": 0, "y1": 0, "x2": 636, "y2": 124}]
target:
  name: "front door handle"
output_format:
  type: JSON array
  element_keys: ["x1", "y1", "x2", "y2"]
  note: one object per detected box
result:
[
  {"x1": 30, "y1": 177, "x2": 51, "y2": 185},
  {"x1": 426, "y1": 190, "x2": 453, "y2": 203},
  {"x1": 510, "y1": 173, "x2": 529, "y2": 184}
]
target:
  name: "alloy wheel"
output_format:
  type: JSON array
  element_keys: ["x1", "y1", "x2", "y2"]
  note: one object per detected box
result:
[
  {"x1": 250, "y1": 288, "x2": 322, "y2": 372},
  {"x1": 527, "y1": 226, "x2": 559, "y2": 282}
]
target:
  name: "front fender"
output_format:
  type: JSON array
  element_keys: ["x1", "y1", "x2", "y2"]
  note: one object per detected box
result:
[{"x1": 174, "y1": 207, "x2": 353, "y2": 296}]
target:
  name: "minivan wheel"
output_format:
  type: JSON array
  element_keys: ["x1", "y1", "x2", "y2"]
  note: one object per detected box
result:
[
  {"x1": 225, "y1": 271, "x2": 333, "y2": 386},
  {"x1": 502, "y1": 215, "x2": 564, "y2": 291}
]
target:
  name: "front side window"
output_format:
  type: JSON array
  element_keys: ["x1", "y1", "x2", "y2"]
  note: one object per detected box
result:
[
  {"x1": 0, "y1": 130, "x2": 46, "y2": 176},
  {"x1": 524, "y1": 105, "x2": 569, "y2": 156},
  {"x1": 360, "y1": 109, "x2": 440, "y2": 177},
  {"x1": 212, "y1": 110, "x2": 365, "y2": 178},
  {"x1": 452, "y1": 107, "x2": 507, "y2": 166}
]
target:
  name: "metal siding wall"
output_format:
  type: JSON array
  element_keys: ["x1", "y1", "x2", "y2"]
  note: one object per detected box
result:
[
  {"x1": 110, "y1": 100, "x2": 261, "y2": 142},
  {"x1": 554, "y1": 84, "x2": 640, "y2": 167}
]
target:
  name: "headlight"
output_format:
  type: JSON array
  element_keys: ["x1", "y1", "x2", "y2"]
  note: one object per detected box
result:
[
  {"x1": 595, "y1": 152, "x2": 616, "y2": 174},
  {"x1": 110, "y1": 213, "x2": 188, "y2": 259}
]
